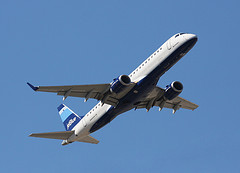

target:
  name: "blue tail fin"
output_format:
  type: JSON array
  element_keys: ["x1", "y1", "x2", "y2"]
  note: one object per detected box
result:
[{"x1": 57, "y1": 104, "x2": 82, "y2": 131}]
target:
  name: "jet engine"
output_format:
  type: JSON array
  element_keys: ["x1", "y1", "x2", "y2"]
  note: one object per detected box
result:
[
  {"x1": 110, "y1": 75, "x2": 131, "y2": 94},
  {"x1": 164, "y1": 81, "x2": 183, "y2": 100}
]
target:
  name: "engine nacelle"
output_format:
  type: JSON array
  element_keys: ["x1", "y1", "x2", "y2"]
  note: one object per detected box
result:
[
  {"x1": 110, "y1": 75, "x2": 131, "y2": 94},
  {"x1": 164, "y1": 81, "x2": 183, "y2": 100}
]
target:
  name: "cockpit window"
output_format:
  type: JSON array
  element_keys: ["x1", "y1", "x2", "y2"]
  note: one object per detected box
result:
[
  {"x1": 175, "y1": 34, "x2": 179, "y2": 38},
  {"x1": 180, "y1": 33, "x2": 186, "y2": 35}
]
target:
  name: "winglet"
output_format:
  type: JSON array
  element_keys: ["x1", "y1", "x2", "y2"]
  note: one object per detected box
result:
[{"x1": 27, "y1": 82, "x2": 39, "y2": 91}]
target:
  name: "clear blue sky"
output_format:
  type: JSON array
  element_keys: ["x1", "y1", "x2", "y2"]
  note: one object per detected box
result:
[{"x1": 1, "y1": 0, "x2": 240, "y2": 172}]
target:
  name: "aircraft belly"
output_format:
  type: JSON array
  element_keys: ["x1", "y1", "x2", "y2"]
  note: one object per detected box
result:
[
  {"x1": 89, "y1": 83, "x2": 156, "y2": 133},
  {"x1": 89, "y1": 37, "x2": 198, "y2": 133}
]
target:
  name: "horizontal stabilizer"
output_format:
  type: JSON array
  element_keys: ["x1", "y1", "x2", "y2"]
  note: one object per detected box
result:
[
  {"x1": 29, "y1": 131, "x2": 74, "y2": 140},
  {"x1": 77, "y1": 135, "x2": 99, "y2": 144}
]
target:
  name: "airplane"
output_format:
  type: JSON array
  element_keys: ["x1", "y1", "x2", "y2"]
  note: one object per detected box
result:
[{"x1": 28, "y1": 33, "x2": 198, "y2": 145}]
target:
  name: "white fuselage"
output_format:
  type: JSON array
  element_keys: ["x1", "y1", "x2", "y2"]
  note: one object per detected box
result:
[{"x1": 67, "y1": 33, "x2": 197, "y2": 143}]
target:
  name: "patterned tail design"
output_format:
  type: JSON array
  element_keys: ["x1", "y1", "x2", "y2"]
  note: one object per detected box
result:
[{"x1": 57, "y1": 104, "x2": 82, "y2": 131}]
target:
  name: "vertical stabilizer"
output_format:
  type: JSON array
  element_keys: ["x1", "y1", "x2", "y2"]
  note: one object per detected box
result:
[{"x1": 57, "y1": 104, "x2": 82, "y2": 131}]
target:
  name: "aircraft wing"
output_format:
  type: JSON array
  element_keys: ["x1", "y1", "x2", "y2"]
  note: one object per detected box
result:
[
  {"x1": 157, "y1": 96, "x2": 199, "y2": 110},
  {"x1": 27, "y1": 82, "x2": 135, "y2": 107},
  {"x1": 27, "y1": 82, "x2": 110, "y2": 100},
  {"x1": 135, "y1": 86, "x2": 198, "y2": 113}
]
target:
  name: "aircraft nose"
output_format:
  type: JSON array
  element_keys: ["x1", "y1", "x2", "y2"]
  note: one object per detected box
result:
[{"x1": 184, "y1": 33, "x2": 198, "y2": 41}]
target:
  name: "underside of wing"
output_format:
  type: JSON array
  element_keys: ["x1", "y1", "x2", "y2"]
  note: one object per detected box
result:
[
  {"x1": 160, "y1": 96, "x2": 199, "y2": 110},
  {"x1": 54, "y1": 84, "x2": 110, "y2": 100},
  {"x1": 29, "y1": 131, "x2": 74, "y2": 140},
  {"x1": 27, "y1": 82, "x2": 136, "y2": 107},
  {"x1": 27, "y1": 82, "x2": 116, "y2": 104},
  {"x1": 135, "y1": 86, "x2": 198, "y2": 113},
  {"x1": 30, "y1": 83, "x2": 110, "y2": 99}
]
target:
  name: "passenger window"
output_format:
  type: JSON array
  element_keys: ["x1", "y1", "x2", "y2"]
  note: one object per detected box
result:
[
  {"x1": 145, "y1": 61, "x2": 147, "y2": 64},
  {"x1": 157, "y1": 50, "x2": 159, "y2": 53},
  {"x1": 148, "y1": 58, "x2": 150, "y2": 61}
]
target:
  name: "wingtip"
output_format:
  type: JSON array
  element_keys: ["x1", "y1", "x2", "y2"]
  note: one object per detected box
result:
[{"x1": 27, "y1": 82, "x2": 39, "y2": 91}]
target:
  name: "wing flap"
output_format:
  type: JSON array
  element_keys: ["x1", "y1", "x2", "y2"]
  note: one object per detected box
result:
[
  {"x1": 29, "y1": 131, "x2": 74, "y2": 140},
  {"x1": 57, "y1": 91, "x2": 100, "y2": 99}
]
